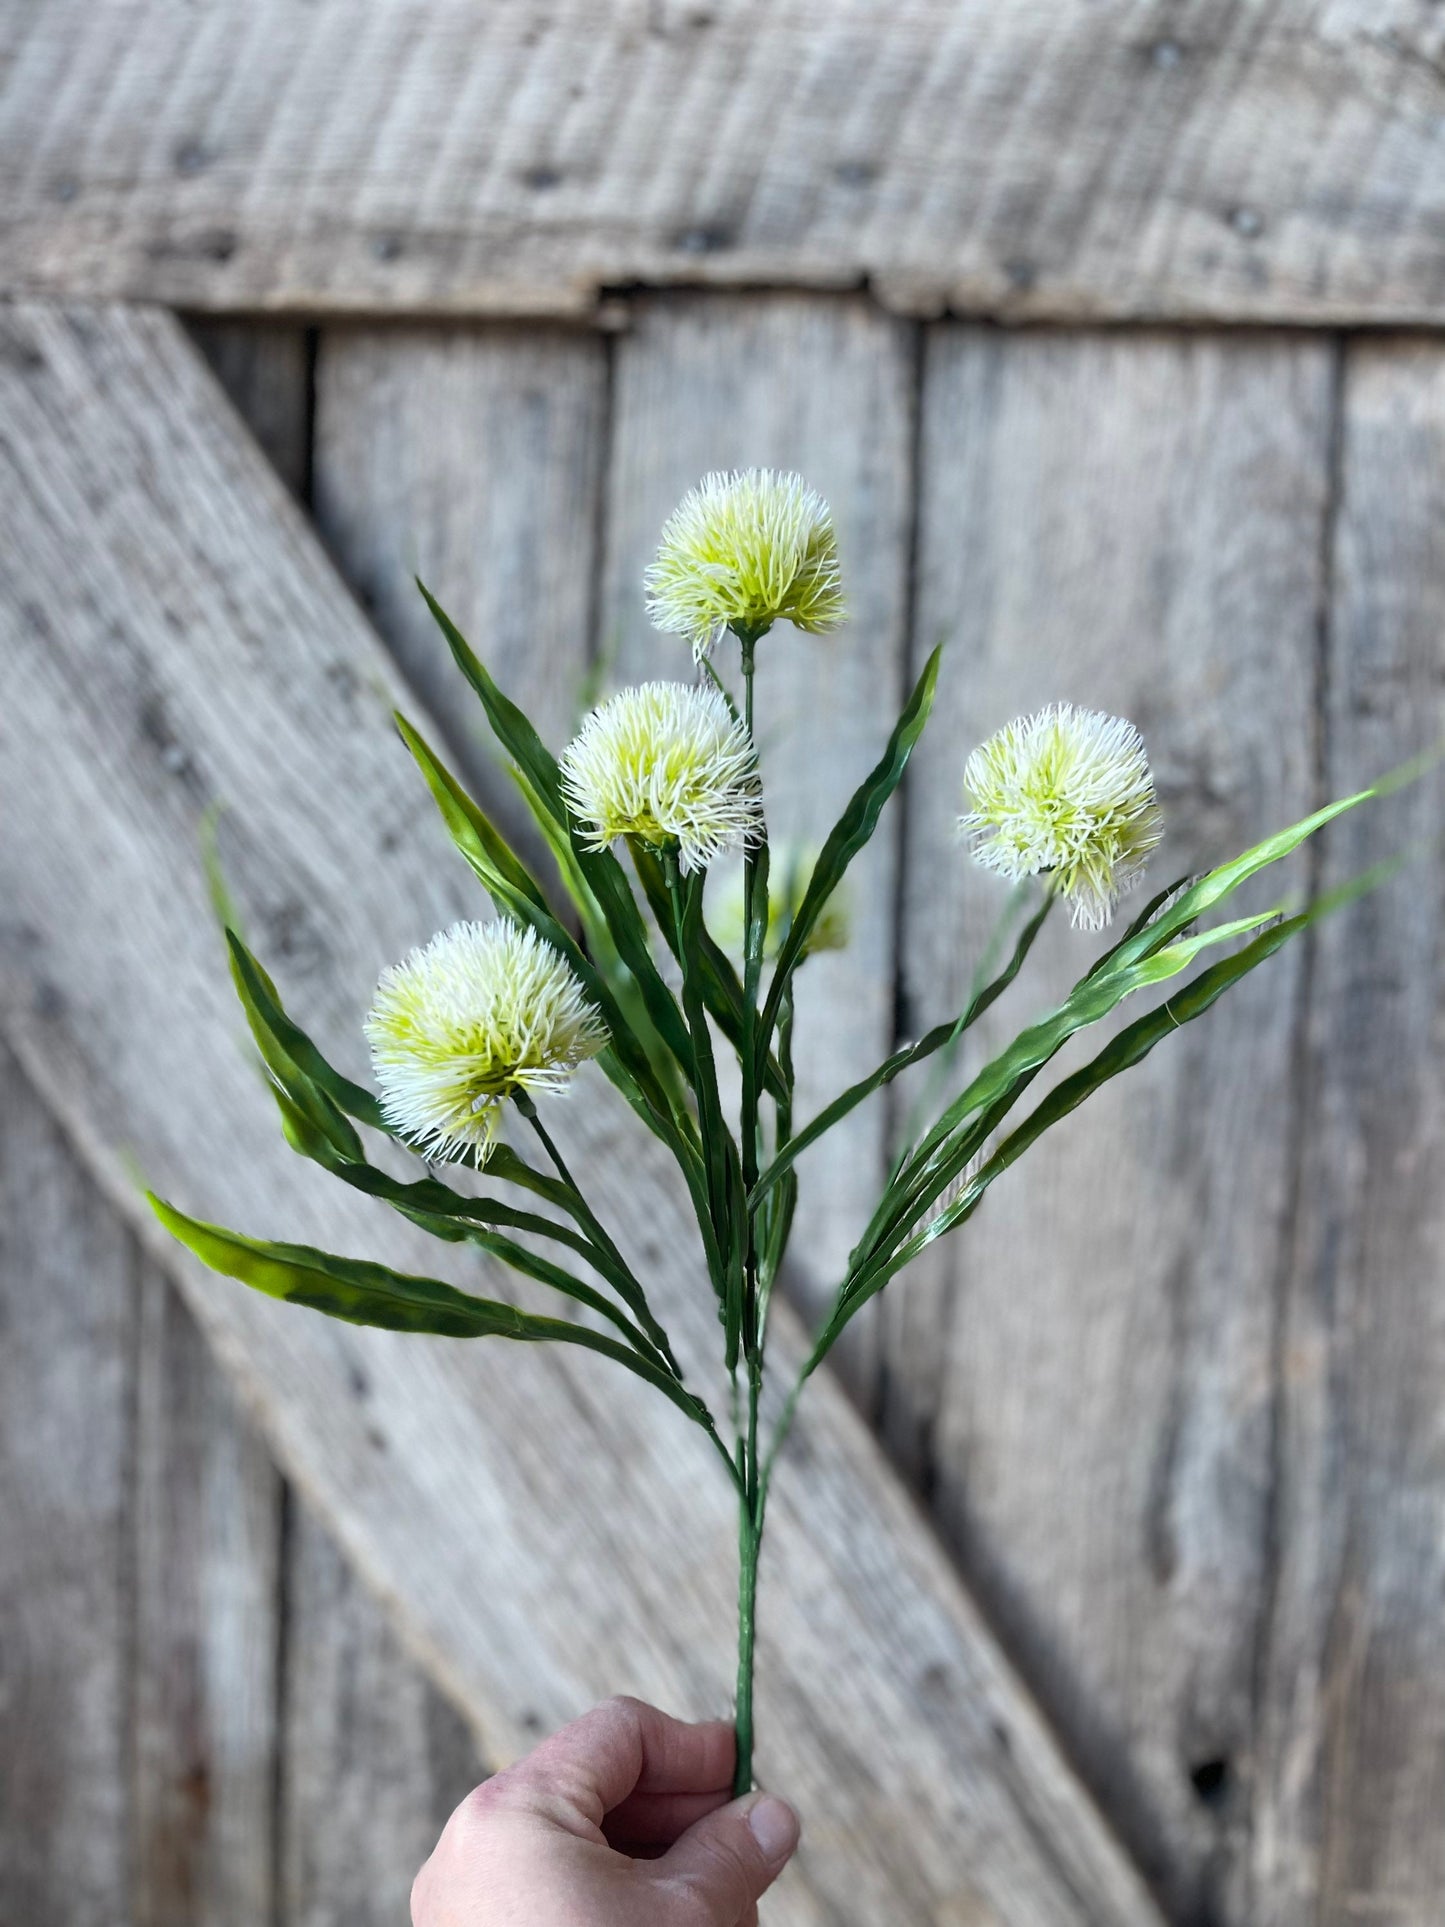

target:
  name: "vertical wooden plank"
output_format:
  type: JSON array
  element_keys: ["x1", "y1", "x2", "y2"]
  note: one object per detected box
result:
[
  {"x1": 190, "y1": 321, "x2": 313, "y2": 498},
  {"x1": 131, "y1": 1268, "x2": 284, "y2": 1926},
  {"x1": 881, "y1": 331, "x2": 1333, "y2": 1918},
  {"x1": 0, "y1": 1045, "x2": 135, "y2": 1923},
  {"x1": 1252, "y1": 343, "x2": 1445, "y2": 1927},
  {"x1": 279, "y1": 1511, "x2": 484, "y2": 1927},
  {"x1": 600, "y1": 292, "x2": 916, "y2": 1368},
  {"x1": 312, "y1": 324, "x2": 608, "y2": 790}
]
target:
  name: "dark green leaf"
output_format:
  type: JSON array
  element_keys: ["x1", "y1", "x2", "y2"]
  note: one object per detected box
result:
[
  {"x1": 149, "y1": 1195, "x2": 710, "y2": 1430},
  {"x1": 757, "y1": 643, "x2": 941, "y2": 1062}
]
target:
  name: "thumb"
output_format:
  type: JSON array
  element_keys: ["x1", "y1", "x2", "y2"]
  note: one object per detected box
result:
[{"x1": 650, "y1": 1792, "x2": 800, "y2": 1924}]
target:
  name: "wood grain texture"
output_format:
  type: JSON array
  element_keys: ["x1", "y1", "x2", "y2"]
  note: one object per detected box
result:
[
  {"x1": 879, "y1": 330, "x2": 1334, "y2": 1921},
  {"x1": 131, "y1": 1265, "x2": 284, "y2": 1927},
  {"x1": 600, "y1": 293, "x2": 913, "y2": 1372},
  {"x1": 0, "y1": 299, "x2": 1162, "y2": 1925},
  {"x1": 312, "y1": 325, "x2": 607, "y2": 811},
  {"x1": 6, "y1": 2, "x2": 1445, "y2": 324},
  {"x1": 279, "y1": 1510, "x2": 484, "y2": 1927},
  {"x1": 0, "y1": 1045, "x2": 135, "y2": 1926},
  {"x1": 1250, "y1": 343, "x2": 1445, "y2": 1927}
]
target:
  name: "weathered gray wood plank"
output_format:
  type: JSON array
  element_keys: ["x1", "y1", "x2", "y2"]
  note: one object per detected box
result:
[
  {"x1": 0, "y1": 299, "x2": 1162, "y2": 1925},
  {"x1": 881, "y1": 330, "x2": 1334, "y2": 1921},
  {"x1": 0, "y1": 1043, "x2": 135, "y2": 1925},
  {"x1": 279, "y1": 1510, "x2": 483, "y2": 1927},
  {"x1": 131, "y1": 1265, "x2": 284, "y2": 1927},
  {"x1": 1250, "y1": 342, "x2": 1445, "y2": 1927},
  {"x1": 6, "y1": 2, "x2": 1445, "y2": 325},
  {"x1": 312, "y1": 325, "x2": 607, "y2": 810},
  {"x1": 601, "y1": 293, "x2": 913, "y2": 1376}
]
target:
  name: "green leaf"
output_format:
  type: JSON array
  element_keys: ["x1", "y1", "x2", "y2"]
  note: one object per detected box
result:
[
  {"x1": 632, "y1": 845, "x2": 789, "y2": 1105},
  {"x1": 808, "y1": 856, "x2": 1402, "y2": 1365},
  {"x1": 856, "y1": 900, "x2": 1285, "y2": 1271},
  {"x1": 226, "y1": 932, "x2": 378, "y2": 1155},
  {"x1": 418, "y1": 580, "x2": 569, "y2": 825},
  {"x1": 149, "y1": 1195, "x2": 710, "y2": 1430},
  {"x1": 396, "y1": 714, "x2": 549, "y2": 914},
  {"x1": 750, "y1": 889, "x2": 1054, "y2": 1212},
  {"x1": 757, "y1": 643, "x2": 941, "y2": 1063}
]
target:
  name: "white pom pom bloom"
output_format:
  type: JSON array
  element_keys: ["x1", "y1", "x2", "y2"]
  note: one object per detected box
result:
[
  {"x1": 645, "y1": 469, "x2": 845, "y2": 658},
  {"x1": 366, "y1": 920, "x2": 607, "y2": 1162},
  {"x1": 961, "y1": 705, "x2": 1163, "y2": 931},
  {"x1": 560, "y1": 681, "x2": 763, "y2": 875}
]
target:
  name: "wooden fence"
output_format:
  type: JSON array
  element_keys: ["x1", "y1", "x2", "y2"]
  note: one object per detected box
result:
[{"x1": 3, "y1": 8, "x2": 1444, "y2": 1925}]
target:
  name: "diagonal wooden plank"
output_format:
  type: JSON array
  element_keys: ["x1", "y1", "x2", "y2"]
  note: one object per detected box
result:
[
  {"x1": 599, "y1": 292, "x2": 912, "y2": 1377},
  {"x1": 5, "y1": 2, "x2": 1445, "y2": 326},
  {"x1": 0, "y1": 298, "x2": 1163, "y2": 1924},
  {"x1": 880, "y1": 330, "x2": 1333, "y2": 1921},
  {"x1": 1250, "y1": 342, "x2": 1445, "y2": 1927}
]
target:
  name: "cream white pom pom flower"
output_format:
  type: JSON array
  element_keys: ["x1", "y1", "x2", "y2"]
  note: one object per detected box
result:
[
  {"x1": 645, "y1": 469, "x2": 845, "y2": 658},
  {"x1": 560, "y1": 681, "x2": 763, "y2": 874},
  {"x1": 366, "y1": 920, "x2": 607, "y2": 1162},
  {"x1": 960, "y1": 705, "x2": 1163, "y2": 931}
]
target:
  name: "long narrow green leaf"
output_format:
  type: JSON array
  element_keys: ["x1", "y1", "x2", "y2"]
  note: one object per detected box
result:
[
  {"x1": 855, "y1": 901, "x2": 1284, "y2": 1272},
  {"x1": 150, "y1": 1196, "x2": 711, "y2": 1431},
  {"x1": 807, "y1": 857, "x2": 1402, "y2": 1367},
  {"x1": 750, "y1": 890, "x2": 1054, "y2": 1212},
  {"x1": 757, "y1": 643, "x2": 941, "y2": 1062},
  {"x1": 631, "y1": 843, "x2": 788, "y2": 1102},
  {"x1": 396, "y1": 715, "x2": 549, "y2": 913},
  {"x1": 418, "y1": 580, "x2": 570, "y2": 823},
  {"x1": 226, "y1": 933, "x2": 377, "y2": 1152}
]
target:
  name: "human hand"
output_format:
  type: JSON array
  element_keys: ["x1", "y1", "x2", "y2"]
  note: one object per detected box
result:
[{"x1": 411, "y1": 1696, "x2": 800, "y2": 1927}]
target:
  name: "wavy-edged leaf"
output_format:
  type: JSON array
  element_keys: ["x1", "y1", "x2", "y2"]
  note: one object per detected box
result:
[
  {"x1": 750, "y1": 889, "x2": 1054, "y2": 1212},
  {"x1": 150, "y1": 1195, "x2": 709, "y2": 1430},
  {"x1": 757, "y1": 643, "x2": 941, "y2": 1062}
]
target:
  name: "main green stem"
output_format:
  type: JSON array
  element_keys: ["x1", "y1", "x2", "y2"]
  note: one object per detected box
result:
[
  {"x1": 735, "y1": 629, "x2": 765, "y2": 1798},
  {"x1": 733, "y1": 1352, "x2": 764, "y2": 1797}
]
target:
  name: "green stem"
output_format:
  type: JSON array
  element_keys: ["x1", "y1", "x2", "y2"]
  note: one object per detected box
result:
[{"x1": 733, "y1": 1350, "x2": 764, "y2": 1797}]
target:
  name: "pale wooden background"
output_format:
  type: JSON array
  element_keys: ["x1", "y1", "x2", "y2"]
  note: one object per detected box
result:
[{"x1": 4, "y1": 7, "x2": 1445, "y2": 1925}]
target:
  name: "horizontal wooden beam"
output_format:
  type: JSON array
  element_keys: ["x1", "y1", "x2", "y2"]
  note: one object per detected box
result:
[
  {"x1": 3, "y1": 1, "x2": 1444, "y2": 323},
  {"x1": 0, "y1": 298, "x2": 1162, "y2": 1925}
]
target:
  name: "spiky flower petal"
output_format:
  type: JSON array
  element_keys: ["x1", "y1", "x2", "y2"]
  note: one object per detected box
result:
[
  {"x1": 707, "y1": 844, "x2": 850, "y2": 962},
  {"x1": 645, "y1": 469, "x2": 845, "y2": 658},
  {"x1": 961, "y1": 705, "x2": 1163, "y2": 931},
  {"x1": 560, "y1": 681, "x2": 763, "y2": 874},
  {"x1": 366, "y1": 920, "x2": 606, "y2": 1162}
]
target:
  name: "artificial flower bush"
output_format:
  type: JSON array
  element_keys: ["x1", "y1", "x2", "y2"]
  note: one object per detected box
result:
[{"x1": 153, "y1": 469, "x2": 1405, "y2": 1799}]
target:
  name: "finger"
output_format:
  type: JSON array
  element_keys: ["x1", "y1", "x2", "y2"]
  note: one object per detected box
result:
[
  {"x1": 649, "y1": 1793, "x2": 800, "y2": 1924},
  {"x1": 509, "y1": 1698, "x2": 735, "y2": 1825},
  {"x1": 605, "y1": 1787, "x2": 731, "y2": 1848}
]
